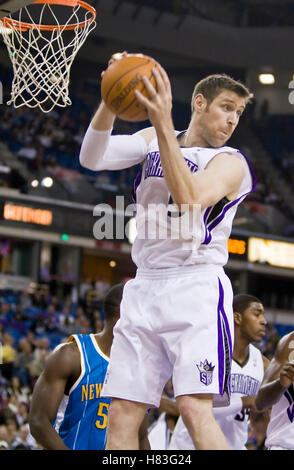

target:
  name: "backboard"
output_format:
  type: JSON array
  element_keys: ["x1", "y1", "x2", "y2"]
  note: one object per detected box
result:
[{"x1": 0, "y1": 0, "x2": 33, "y2": 18}]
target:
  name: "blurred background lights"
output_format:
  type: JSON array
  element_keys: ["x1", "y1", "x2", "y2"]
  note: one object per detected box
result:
[{"x1": 258, "y1": 73, "x2": 275, "y2": 85}]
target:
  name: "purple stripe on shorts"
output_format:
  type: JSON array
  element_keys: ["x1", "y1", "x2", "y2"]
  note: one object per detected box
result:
[{"x1": 217, "y1": 278, "x2": 233, "y2": 397}]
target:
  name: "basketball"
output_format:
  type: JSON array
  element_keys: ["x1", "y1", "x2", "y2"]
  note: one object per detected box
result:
[{"x1": 101, "y1": 53, "x2": 159, "y2": 122}]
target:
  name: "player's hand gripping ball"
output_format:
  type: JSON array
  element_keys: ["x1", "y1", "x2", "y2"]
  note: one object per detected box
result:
[{"x1": 101, "y1": 53, "x2": 159, "y2": 122}]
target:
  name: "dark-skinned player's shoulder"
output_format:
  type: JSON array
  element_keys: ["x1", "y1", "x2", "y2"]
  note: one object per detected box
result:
[{"x1": 45, "y1": 337, "x2": 81, "y2": 379}]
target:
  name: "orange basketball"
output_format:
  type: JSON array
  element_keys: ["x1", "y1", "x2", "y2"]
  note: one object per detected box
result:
[{"x1": 101, "y1": 53, "x2": 159, "y2": 122}]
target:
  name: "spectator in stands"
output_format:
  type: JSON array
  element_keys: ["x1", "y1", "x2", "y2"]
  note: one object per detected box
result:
[
  {"x1": 43, "y1": 304, "x2": 60, "y2": 333},
  {"x1": 19, "y1": 289, "x2": 33, "y2": 310},
  {"x1": 5, "y1": 308, "x2": 28, "y2": 338},
  {"x1": 39, "y1": 261, "x2": 52, "y2": 285},
  {"x1": 95, "y1": 275, "x2": 110, "y2": 301},
  {"x1": 6, "y1": 376, "x2": 30, "y2": 404},
  {"x1": 57, "y1": 306, "x2": 76, "y2": 336},
  {"x1": 26, "y1": 337, "x2": 51, "y2": 385},
  {"x1": 1, "y1": 333, "x2": 17, "y2": 380},
  {"x1": 13, "y1": 338, "x2": 35, "y2": 387},
  {"x1": 0, "y1": 425, "x2": 11, "y2": 449},
  {"x1": 61, "y1": 261, "x2": 75, "y2": 297},
  {"x1": 79, "y1": 277, "x2": 92, "y2": 301},
  {"x1": 10, "y1": 423, "x2": 38, "y2": 450},
  {"x1": 17, "y1": 138, "x2": 38, "y2": 161},
  {"x1": 14, "y1": 401, "x2": 29, "y2": 427},
  {"x1": 37, "y1": 127, "x2": 53, "y2": 149},
  {"x1": 3, "y1": 414, "x2": 19, "y2": 445}
]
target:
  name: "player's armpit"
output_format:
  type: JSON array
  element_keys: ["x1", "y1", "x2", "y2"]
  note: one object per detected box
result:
[{"x1": 191, "y1": 152, "x2": 245, "y2": 209}]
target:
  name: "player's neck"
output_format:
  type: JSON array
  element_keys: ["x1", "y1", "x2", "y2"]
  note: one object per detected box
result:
[
  {"x1": 94, "y1": 330, "x2": 113, "y2": 358},
  {"x1": 182, "y1": 117, "x2": 210, "y2": 148},
  {"x1": 233, "y1": 332, "x2": 250, "y2": 365}
]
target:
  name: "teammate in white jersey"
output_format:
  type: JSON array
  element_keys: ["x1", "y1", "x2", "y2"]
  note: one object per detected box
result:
[
  {"x1": 256, "y1": 331, "x2": 294, "y2": 450},
  {"x1": 169, "y1": 294, "x2": 269, "y2": 450},
  {"x1": 79, "y1": 53, "x2": 255, "y2": 450}
]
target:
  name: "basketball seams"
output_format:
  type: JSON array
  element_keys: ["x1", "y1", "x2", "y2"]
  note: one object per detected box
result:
[
  {"x1": 103, "y1": 58, "x2": 152, "y2": 104},
  {"x1": 117, "y1": 68, "x2": 157, "y2": 121}
]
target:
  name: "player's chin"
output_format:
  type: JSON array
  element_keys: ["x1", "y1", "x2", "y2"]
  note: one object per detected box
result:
[
  {"x1": 255, "y1": 332, "x2": 266, "y2": 342},
  {"x1": 211, "y1": 136, "x2": 228, "y2": 148}
]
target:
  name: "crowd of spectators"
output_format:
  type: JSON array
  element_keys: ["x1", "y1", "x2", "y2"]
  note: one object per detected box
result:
[
  {"x1": 0, "y1": 278, "x2": 110, "y2": 450},
  {"x1": 0, "y1": 91, "x2": 140, "y2": 198}
]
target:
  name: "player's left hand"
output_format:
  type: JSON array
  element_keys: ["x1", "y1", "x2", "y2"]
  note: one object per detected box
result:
[{"x1": 134, "y1": 65, "x2": 173, "y2": 128}]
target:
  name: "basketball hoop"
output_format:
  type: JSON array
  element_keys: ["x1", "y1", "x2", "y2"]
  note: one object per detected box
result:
[{"x1": 0, "y1": 0, "x2": 96, "y2": 112}]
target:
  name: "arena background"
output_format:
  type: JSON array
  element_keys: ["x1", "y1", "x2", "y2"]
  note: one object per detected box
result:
[{"x1": 0, "y1": 0, "x2": 294, "y2": 451}]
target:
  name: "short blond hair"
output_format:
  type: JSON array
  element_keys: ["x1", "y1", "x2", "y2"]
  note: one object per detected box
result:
[{"x1": 191, "y1": 73, "x2": 253, "y2": 113}]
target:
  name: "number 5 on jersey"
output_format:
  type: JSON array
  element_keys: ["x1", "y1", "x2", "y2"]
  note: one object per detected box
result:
[{"x1": 96, "y1": 402, "x2": 109, "y2": 429}]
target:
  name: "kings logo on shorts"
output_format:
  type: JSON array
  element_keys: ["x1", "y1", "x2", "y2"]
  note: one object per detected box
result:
[{"x1": 196, "y1": 359, "x2": 215, "y2": 386}]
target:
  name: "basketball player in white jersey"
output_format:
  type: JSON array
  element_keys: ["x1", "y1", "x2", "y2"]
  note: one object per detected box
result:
[
  {"x1": 79, "y1": 53, "x2": 255, "y2": 450},
  {"x1": 255, "y1": 330, "x2": 294, "y2": 450},
  {"x1": 169, "y1": 294, "x2": 269, "y2": 450}
]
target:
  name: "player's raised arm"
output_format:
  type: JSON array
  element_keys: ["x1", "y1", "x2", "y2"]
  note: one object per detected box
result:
[
  {"x1": 79, "y1": 53, "x2": 156, "y2": 172},
  {"x1": 29, "y1": 342, "x2": 80, "y2": 450}
]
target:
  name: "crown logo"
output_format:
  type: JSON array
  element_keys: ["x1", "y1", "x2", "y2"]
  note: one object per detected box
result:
[{"x1": 196, "y1": 359, "x2": 215, "y2": 386}]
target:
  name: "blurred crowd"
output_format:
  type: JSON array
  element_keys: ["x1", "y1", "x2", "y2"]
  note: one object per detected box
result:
[
  {"x1": 0, "y1": 94, "x2": 139, "y2": 197},
  {"x1": 0, "y1": 278, "x2": 111, "y2": 450}
]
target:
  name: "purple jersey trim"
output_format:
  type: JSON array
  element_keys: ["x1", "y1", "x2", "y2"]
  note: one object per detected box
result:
[
  {"x1": 202, "y1": 151, "x2": 257, "y2": 245},
  {"x1": 217, "y1": 278, "x2": 233, "y2": 398},
  {"x1": 284, "y1": 388, "x2": 294, "y2": 423}
]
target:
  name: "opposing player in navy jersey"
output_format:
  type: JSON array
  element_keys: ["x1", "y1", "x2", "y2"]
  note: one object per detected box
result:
[
  {"x1": 169, "y1": 294, "x2": 270, "y2": 450},
  {"x1": 29, "y1": 283, "x2": 126, "y2": 450},
  {"x1": 80, "y1": 53, "x2": 255, "y2": 450},
  {"x1": 256, "y1": 330, "x2": 294, "y2": 450}
]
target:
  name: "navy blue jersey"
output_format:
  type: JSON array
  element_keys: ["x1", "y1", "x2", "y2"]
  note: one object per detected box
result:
[{"x1": 54, "y1": 334, "x2": 110, "y2": 450}]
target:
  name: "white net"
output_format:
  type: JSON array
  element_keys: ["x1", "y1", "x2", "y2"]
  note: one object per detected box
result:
[{"x1": 0, "y1": 0, "x2": 96, "y2": 112}]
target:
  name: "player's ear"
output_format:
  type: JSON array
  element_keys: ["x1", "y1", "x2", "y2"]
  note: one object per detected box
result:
[
  {"x1": 193, "y1": 93, "x2": 207, "y2": 113},
  {"x1": 234, "y1": 311, "x2": 242, "y2": 326}
]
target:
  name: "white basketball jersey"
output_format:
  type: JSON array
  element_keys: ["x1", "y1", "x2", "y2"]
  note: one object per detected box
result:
[
  {"x1": 132, "y1": 132, "x2": 255, "y2": 269},
  {"x1": 265, "y1": 384, "x2": 294, "y2": 450},
  {"x1": 169, "y1": 344, "x2": 264, "y2": 450},
  {"x1": 215, "y1": 344, "x2": 264, "y2": 450}
]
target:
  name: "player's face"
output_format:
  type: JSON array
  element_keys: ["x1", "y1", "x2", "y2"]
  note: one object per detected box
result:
[
  {"x1": 241, "y1": 302, "x2": 267, "y2": 343},
  {"x1": 197, "y1": 90, "x2": 246, "y2": 148}
]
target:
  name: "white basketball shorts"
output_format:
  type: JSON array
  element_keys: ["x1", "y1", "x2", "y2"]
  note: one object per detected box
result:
[{"x1": 102, "y1": 265, "x2": 234, "y2": 408}]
